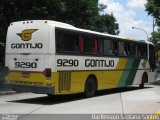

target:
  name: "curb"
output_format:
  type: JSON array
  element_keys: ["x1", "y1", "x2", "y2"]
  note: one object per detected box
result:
[{"x1": 0, "y1": 91, "x2": 17, "y2": 96}]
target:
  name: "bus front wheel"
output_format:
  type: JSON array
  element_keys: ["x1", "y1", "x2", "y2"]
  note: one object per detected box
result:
[{"x1": 84, "y1": 77, "x2": 97, "y2": 97}]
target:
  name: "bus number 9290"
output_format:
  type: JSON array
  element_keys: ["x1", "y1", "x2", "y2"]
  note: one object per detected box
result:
[
  {"x1": 15, "y1": 62, "x2": 37, "y2": 68},
  {"x1": 57, "y1": 59, "x2": 79, "y2": 67}
]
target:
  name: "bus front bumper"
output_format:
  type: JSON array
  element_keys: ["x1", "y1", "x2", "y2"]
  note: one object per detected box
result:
[{"x1": 6, "y1": 83, "x2": 55, "y2": 95}]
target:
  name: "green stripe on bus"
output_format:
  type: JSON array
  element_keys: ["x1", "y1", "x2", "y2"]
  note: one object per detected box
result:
[
  {"x1": 118, "y1": 58, "x2": 134, "y2": 87},
  {"x1": 125, "y1": 59, "x2": 140, "y2": 85}
]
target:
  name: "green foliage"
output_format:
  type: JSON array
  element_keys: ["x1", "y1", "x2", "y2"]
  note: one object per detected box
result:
[
  {"x1": 145, "y1": 0, "x2": 160, "y2": 47},
  {"x1": 150, "y1": 29, "x2": 160, "y2": 49},
  {"x1": 93, "y1": 14, "x2": 120, "y2": 35},
  {"x1": 145, "y1": 0, "x2": 160, "y2": 26},
  {"x1": 0, "y1": 0, "x2": 119, "y2": 64}
]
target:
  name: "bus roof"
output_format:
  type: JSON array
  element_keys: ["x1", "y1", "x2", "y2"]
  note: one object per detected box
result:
[{"x1": 10, "y1": 20, "x2": 151, "y2": 44}]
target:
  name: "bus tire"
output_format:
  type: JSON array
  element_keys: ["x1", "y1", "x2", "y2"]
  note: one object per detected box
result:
[
  {"x1": 139, "y1": 72, "x2": 148, "y2": 89},
  {"x1": 84, "y1": 76, "x2": 97, "y2": 98},
  {"x1": 47, "y1": 94, "x2": 54, "y2": 98}
]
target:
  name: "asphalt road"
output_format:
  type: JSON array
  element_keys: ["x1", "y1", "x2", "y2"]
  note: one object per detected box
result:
[{"x1": 0, "y1": 85, "x2": 160, "y2": 120}]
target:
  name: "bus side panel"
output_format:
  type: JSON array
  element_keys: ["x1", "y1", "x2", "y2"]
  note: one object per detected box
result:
[
  {"x1": 133, "y1": 59, "x2": 155, "y2": 84},
  {"x1": 53, "y1": 57, "x2": 153, "y2": 95},
  {"x1": 133, "y1": 59, "x2": 147, "y2": 85}
]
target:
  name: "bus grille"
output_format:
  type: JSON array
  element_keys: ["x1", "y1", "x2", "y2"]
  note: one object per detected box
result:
[{"x1": 58, "y1": 72, "x2": 71, "y2": 92}]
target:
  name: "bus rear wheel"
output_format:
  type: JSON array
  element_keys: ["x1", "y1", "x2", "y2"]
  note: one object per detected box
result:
[
  {"x1": 84, "y1": 77, "x2": 97, "y2": 98},
  {"x1": 47, "y1": 94, "x2": 54, "y2": 98}
]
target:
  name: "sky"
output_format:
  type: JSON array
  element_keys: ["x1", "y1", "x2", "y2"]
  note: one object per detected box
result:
[{"x1": 99, "y1": 0, "x2": 153, "y2": 40}]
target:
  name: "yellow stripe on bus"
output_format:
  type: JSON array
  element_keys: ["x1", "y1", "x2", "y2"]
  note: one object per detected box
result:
[{"x1": 114, "y1": 58, "x2": 128, "y2": 87}]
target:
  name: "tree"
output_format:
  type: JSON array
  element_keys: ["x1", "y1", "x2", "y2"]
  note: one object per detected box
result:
[
  {"x1": 145, "y1": 0, "x2": 160, "y2": 26},
  {"x1": 150, "y1": 29, "x2": 160, "y2": 48},
  {"x1": 0, "y1": 0, "x2": 119, "y2": 39},
  {"x1": 145, "y1": 0, "x2": 160, "y2": 48},
  {"x1": 0, "y1": 0, "x2": 119, "y2": 65},
  {"x1": 93, "y1": 13, "x2": 119, "y2": 35}
]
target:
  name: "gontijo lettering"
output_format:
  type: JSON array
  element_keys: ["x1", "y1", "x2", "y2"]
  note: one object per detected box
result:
[
  {"x1": 11, "y1": 43, "x2": 43, "y2": 49},
  {"x1": 85, "y1": 59, "x2": 114, "y2": 67}
]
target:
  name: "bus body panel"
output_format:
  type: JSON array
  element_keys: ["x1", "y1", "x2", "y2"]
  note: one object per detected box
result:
[
  {"x1": 5, "y1": 21, "x2": 56, "y2": 94},
  {"x1": 6, "y1": 21, "x2": 51, "y2": 54},
  {"x1": 5, "y1": 20, "x2": 155, "y2": 95},
  {"x1": 55, "y1": 56, "x2": 154, "y2": 92}
]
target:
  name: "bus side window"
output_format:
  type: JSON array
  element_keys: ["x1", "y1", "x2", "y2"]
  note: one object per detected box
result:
[
  {"x1": 67, "y1": 33, "x2": 79, "y2": 53},
  {"x1": 127, "y1": 43, "x2": 131, "y2": 56},
  {"x1": 56, "y1": 29, "x2": 79, "y2": 54},
  {"x1": 143, "y1": 44, "x2": 147, "y2": 57},
  {"x1": 113, "y1": 41, "x2": 119, "y2": 55},
  {"x1": 119, "y1": 41, "x2": 126, "y2": 56},
  {"x1": 79, "y1": 35, "x2": 84, "y2": 54},
  {"x1": 93, "y1": 37, "x2": 98, "y2": 54},
  {"x1": 98, "y1": 38, "x2": 104, "y2": 55},
  {"x1": 109, "y1": 40, "x2": 114, "y2": 55},
  {"x1": 139, "y1": 44, "x2": 147, "y2": 57},
  {"x1": 131, "y1": 43, "x2": 137, "y2": 56},
  {"x1": 56, "y1": 31, "x2": 65, "y2": 52},
  {"x1": 104, "y1": 39, "x2": 113, "y2": 55},
  {"x1": 139, "y1": 44, "x2": 143, "y2": 57},
  {"x1": 64, "y1": 32, "x2": 79, "y2": 53},
  {"x1": 80, "y1": 35, "x2": 100, "y2": 55},
  {"x1": 124, "y1": 42, "x2": 128, "y2": 56},
  {"x1": 137, "y1": 44, "x2": 140, "y2": 57},
  {"x1": 83, "y1": 35, "x2": 94, "y2": 54}
]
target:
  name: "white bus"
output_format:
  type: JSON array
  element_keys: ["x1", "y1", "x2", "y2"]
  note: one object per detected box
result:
[{"x1": 5, "y1": 20, "x2": 155, "y2": 97}]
